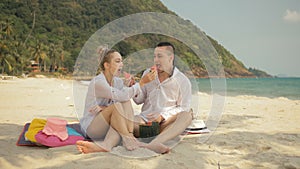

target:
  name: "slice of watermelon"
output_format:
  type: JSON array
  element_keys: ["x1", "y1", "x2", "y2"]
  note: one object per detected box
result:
[
  {"x1": 150, "y1": 65, "x2": 157, "y2": 72},
  {"x1": 124, "y1": 72, "x2": 131, "y2": 79}
]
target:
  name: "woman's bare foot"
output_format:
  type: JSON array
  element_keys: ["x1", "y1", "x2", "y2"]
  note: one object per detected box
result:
[
  {"x1": 76, "y1": 140, "x2": 109, "y2": 154},
  {"x1": 142, "y1": 142, "x2": 170, "y2": 154},
  {"x1": 122, "y1": 135, "x2": 145, "y2": 151}
]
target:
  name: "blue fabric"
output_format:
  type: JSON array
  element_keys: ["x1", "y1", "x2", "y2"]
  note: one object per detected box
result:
[{"x1": 67, "y1": 126, "x2": 82, "y2": 136}]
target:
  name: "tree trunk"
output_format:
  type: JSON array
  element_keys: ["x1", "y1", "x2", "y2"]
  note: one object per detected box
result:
[{"x1": 23, "y1": 10, "x2": 35, "y2": 46}]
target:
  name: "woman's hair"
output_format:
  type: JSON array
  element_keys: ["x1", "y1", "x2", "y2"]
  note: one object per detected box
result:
[{"x1": 97, "y1": 45, "x2": 117, "y2": 71}]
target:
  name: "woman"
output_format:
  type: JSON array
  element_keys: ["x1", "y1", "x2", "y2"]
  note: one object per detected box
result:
[{"x1": 76, "y1": 46, "x2": 156, "y2": 154}]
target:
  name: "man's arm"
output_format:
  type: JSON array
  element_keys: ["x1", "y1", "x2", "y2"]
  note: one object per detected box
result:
[
  {"x1": 178, "y1": 75, "x2": 192, "y2": 112},
  {"x1": 132, "y1": 69, "x2": 149, "y2": 104}
]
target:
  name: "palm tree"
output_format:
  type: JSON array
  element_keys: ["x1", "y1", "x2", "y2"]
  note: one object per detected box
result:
[
  {"x1": 31, "y1": 42, "x2": 50, "y2": 72},
  {"x1": 0, "y1": 20, "x2": 6, "y2": 40},
  {"x1": 0, "y1": 58, "x2": 13, "y2": 75},
  {"x1": 48, "y1": 42, "x2": 65, "y2": 72},
  {"x1": 56, "y1": 43, "x2": 65, "y2": 70},
  {"x1": 48, "y1": 43, "x2": 57, "y2": 72},
  {"x1": 23, "y1": 10, "x2": 36, "y2": 46},
  {"x1": 0, "y1": 43, "x2": 13, "y2": 74},
  {"x1": 14, "y1": 42, "x2": 31, "y2": 75},
  {"x1": 40, "y1": 51, "x2": 48, "y2": 72},
  {"x1": 3, "y1": 19, "x2": 13, "y2": 40},
  {"x1": 31, "y1": 40, "x2": 42, "y2": 71},
  {"x1": 0, "y1": 20, "x2": 14, "y2": 75}
]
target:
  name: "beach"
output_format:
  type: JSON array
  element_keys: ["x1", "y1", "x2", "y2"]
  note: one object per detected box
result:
[{"x1": 0, "y1": 77, "x2": 300, "y2": 169}]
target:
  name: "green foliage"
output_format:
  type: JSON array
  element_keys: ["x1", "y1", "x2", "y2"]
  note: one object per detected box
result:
[
  {"x1": 0, "y1": 0, "x2": 270, "y2": 78},
  {"x1": 248, "y1": 67, "x2": 271, "y2": 78}
]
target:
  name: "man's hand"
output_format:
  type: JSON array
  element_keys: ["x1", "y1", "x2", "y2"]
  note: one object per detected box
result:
[
  {"x1": 140, "y1": 70, "x2": 156, "y2": 87},
  {"x1": 146, "y1": 113, "x2": 164, "y2": 123}
]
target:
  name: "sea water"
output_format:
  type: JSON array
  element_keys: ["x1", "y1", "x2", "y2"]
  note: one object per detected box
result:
[
  {"x1": 79, "y1": 77, "x2": 300, "y2": 100},
  {"x1": 191, "y1": 77, "x2": 300, "y2": 100}
]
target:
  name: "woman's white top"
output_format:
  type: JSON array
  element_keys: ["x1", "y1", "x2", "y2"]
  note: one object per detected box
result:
[{"x1": 80, "y1": 73, "x2": 141, "y2": 135}]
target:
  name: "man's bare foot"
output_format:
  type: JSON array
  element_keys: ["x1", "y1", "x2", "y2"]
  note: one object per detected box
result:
[
  {"x1": 76, "y1": 140, "x2": 109, "y2": 154},
  {"x1": 122, "y1": 135, "x2": 145, "y2": 151},
  {"x1": 142, "y1": 142, "x2": 170, "y2": 154}
]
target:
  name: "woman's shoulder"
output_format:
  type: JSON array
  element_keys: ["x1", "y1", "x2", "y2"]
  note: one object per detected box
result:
[
  {"x1": 94, "y1": 73, "x2": 105, "y2": 81},
  {"x1": 90, "y1": 74, "x2": 106, "y2": 86},
  {"x1": 92, "y1": 74, "x2": 123, "y2": 87}
]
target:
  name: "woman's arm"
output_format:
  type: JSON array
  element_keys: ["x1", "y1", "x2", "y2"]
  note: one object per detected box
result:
[{"x1": 94, "y1": 78, "x2": 141, "y2": 102}]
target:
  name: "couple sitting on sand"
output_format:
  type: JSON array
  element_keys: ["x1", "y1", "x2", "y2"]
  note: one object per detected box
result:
[{"x1": 76, "y1": 42, "x2": 193, "y2": 154}]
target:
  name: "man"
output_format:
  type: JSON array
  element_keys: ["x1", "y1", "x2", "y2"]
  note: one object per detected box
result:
[{"x1": 133, "y1": 42, "x2": 193, "y2": 154}]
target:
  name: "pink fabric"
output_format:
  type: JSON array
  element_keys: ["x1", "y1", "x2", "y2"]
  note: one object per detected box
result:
[
  {"x1": 35, "y1": 131, "x2": 84, "y2": 147},
  {"x1": 42, "y1": 118, "x2": 68, "y2": 141}
]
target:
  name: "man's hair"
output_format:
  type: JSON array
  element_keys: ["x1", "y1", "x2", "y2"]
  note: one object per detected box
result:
[{"x1": 156, "y1": 42, "x2": 175, "y2": 56}]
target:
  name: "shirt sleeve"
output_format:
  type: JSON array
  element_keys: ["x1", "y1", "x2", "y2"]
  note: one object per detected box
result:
[
  {"x1": 177, "y1": 76, "x2": 192, "y2": 112},
  {"x1": 93, "y1": 77, "x2": 141, "y2": 102},
  {"x1": 133, "y1": 69, "x2": 149, "y2": 105}
]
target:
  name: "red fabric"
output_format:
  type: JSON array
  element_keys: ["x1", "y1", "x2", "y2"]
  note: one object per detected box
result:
[{"x1": 35, "y1": 131, "x2": 84, "y2": 147}]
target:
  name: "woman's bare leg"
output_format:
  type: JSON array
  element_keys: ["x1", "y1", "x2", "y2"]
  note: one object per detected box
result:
[
  {"x1": 76, "y1": 105, "x2": 121, "y2": 153},
  {"x1": 133, "y1": 115, "x2": 146, "y2": 138},
  {"x1": 110, "y1": 102, "x2": 143, "y2": 150},
  {"x1": 76, "y1": 141, "x2": 107, "y2": 154},
  {"x1": 77, "y1": 126, "x2": 121, "y2": 153},
  {"x1": 77, "y1": 102, "x2": 143, "y2": 153},
  {"x1": 120, "y1": 101, "x2": 135, "y2": 133}
]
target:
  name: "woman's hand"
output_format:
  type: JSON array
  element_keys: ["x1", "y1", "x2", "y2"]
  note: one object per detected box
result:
[
  {"x1": 129, "y1": 77, "x2": 136, "y2": 86},
  {"x1": 124, "y1": 76, "x2": 136, "y2": 87},
  {"x1": 124, "y1": 72, "x2": 136, "y2": 87},
  {"x1": 89, "y1": 105, "x2": 107, "y2": 115}
]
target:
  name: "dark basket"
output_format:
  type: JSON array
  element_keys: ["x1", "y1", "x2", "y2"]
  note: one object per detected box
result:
[{"x1": 139, "y1": 122, "x2": 160, "y2": 140}]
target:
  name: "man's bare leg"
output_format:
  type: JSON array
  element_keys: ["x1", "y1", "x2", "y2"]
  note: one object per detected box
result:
[
  {"x1": 132, "y1": 115, "x2": 169, "y2": 153},
  {"x1": 143, "y1": 111, "x2": 192, "y2": 154}
]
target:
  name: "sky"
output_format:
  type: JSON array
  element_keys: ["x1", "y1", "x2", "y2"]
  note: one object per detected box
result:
[{"x1": 161, "y1": 0, "x2": 300, "y2": 77}]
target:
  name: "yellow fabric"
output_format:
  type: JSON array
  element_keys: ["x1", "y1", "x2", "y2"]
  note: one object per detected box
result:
[{"x1": 25, "y1": 118, "x2": 47, "y2": 142}]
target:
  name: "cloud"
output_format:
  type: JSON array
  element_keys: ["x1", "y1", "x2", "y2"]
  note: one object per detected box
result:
[{"x1": 283, "y1": 9, "x2": 300, "y2": 23}]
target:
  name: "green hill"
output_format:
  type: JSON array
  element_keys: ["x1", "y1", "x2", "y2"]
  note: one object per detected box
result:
[{"x1": 0, "y1": 0, "x2": 271, "y2": 78}]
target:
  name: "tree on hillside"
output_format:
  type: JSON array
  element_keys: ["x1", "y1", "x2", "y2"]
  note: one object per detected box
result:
[
  {"x1": 31, "y1": 40, "x2": 48, "y2": 72},
  {"x1": 3, "y1": 19, "x2": 13, "y2": 40},
  {"x1": 0, "y1": 20, "x2": 14, "y2": 75},
  {"x1": 23, "y1": 10, "x2": 36, "y2": 46},
  {"x1": 0, "y1": 41, "x2": 14, "y2": 74}
]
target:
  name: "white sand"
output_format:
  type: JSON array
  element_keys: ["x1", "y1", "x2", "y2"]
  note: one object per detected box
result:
[{"x1": 0, "y1": 77, "x2": 299, "y2": 169}]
